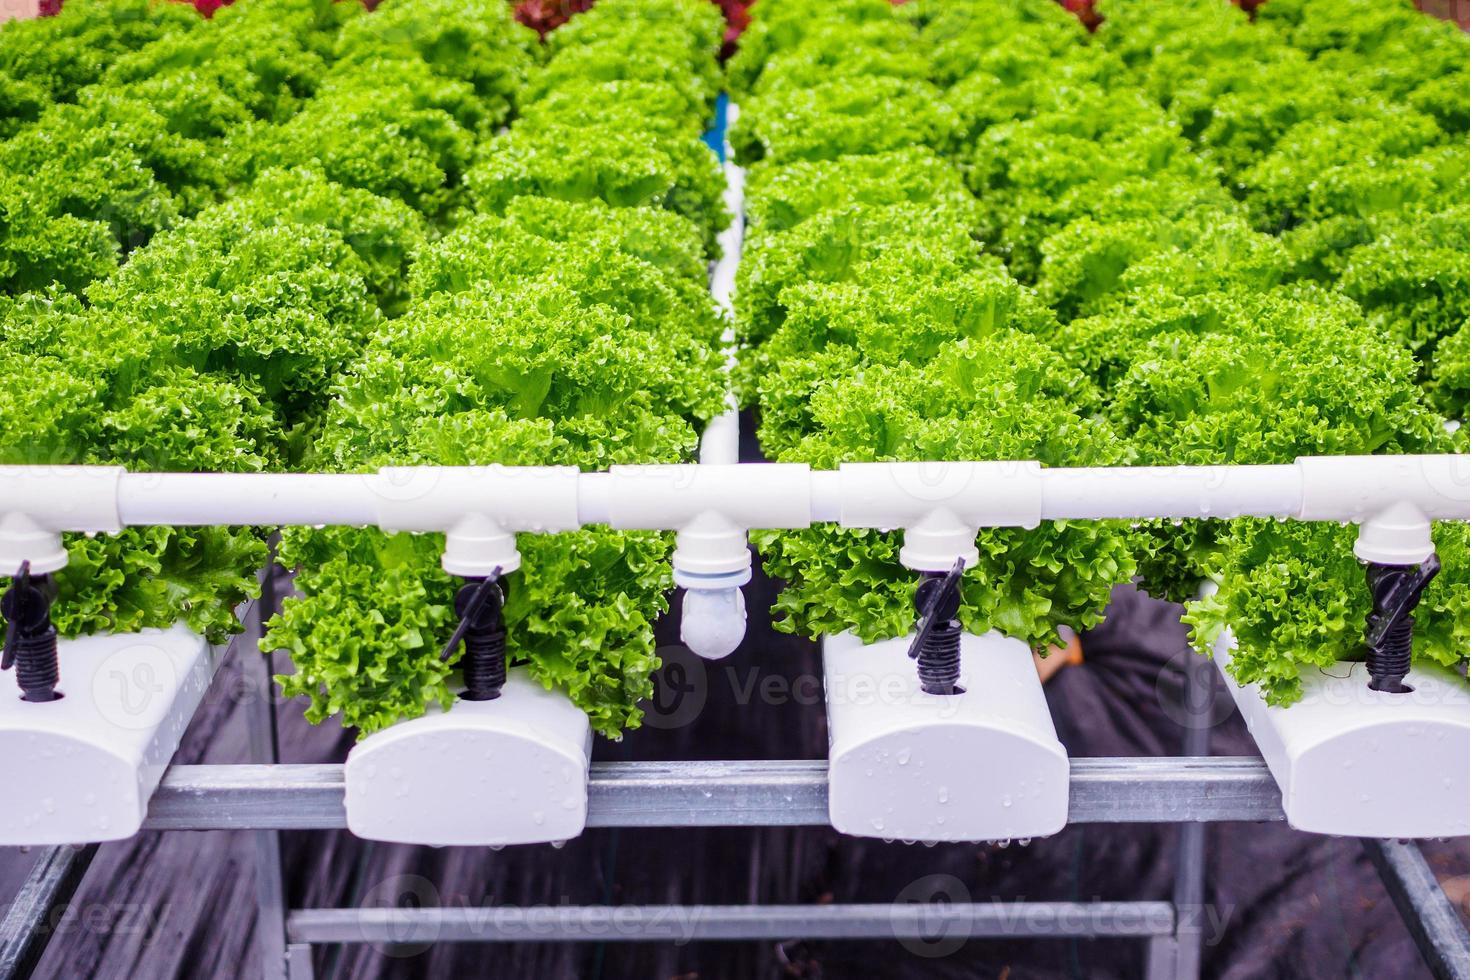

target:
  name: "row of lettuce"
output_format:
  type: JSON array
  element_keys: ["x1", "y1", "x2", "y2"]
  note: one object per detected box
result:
[
  {"x1": 0, "y1": 0, "x2": 730, "y2": 737},
  {"x1": 267, "y1": 0, "x2": 730, "y2": 736},
  {"x1": 729, "y1": 0, "x2": 1470, "y2": 706},
  {"x1": 5, "y1": 0, "x2": 1470, "y2": 733}
]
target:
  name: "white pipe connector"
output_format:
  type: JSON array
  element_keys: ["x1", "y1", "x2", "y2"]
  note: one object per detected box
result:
[
  {"x1": 606, "y1": 464, "x2": 808, "y2": 658},
  {"x1": 1355, "y1": 501, "x2": 1436, "y2": 565},
  {"x1": 838, "y1": 462, "x2": 1041, "y2": 572},
  {"x1": 370, "y1": 466, "x2": 581, "y2": 577},
  {"x1": 0, "y1": 466, "x2": 124, "y2": 575},
  {"x1": 1298, "y1": 455, "x2": 1470, "y2": 523}
]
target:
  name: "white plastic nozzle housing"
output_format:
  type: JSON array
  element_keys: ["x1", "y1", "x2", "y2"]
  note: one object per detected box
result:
[
  {"x1": 678, "y1": 584, "x2": 747, "y2": 660},
  {"x1": 1210, "y1": 605, "x2": 1470, "y2": 838},
  {"x1": 0, "y1": 466, "x2": 124, "y2": 575},
  {"x1": 370, "y1": 465, "x2": 581, "y2": 577},
  {"x1": 608, "y1": 463, "x2": 808, "y2": 655},
  {"x1": 624, "y1": 466, "x2": 785, "y2": 659},
  {"x1": 1354, "y1": 501, "x2": 1435, "y2": 565},
  {"x1": 673, "y1": 511, "x2": 752, "y2": 577},
  {"x1": 898, "y1": 510, "x2": 979, "y2": 572},
  {"x1": 0, "y1": 624, "x2": 221, "y2": 844}
]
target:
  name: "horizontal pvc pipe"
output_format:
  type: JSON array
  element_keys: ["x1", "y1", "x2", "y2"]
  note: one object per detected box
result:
[
  {"x1": 1038, "y1": 465, "x2": 1303, "y2": 521},
  {"x1": 606, "y1": 463, "x2": 812, "y2": 530},
  {"x1": 4, "y1": 456, "x2": 1470, "y2": 535},
  {"x1": 118, "y1": 473, "x2": 381, "y2": 526}
]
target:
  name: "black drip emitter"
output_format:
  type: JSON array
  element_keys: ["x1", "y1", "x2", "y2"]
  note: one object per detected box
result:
[
  {"x1": 439, "y1": 568, "x2": 508, "y2": 702},
  {"x1": 1, "y1": 561, "x2": 61, "y2": 703},
  {"x1": 1363, "y1": 553, "x2": 1440, "y2": 694},
  {"x1": 907, "y1": 558, "x2": 966, "y2": 696}
]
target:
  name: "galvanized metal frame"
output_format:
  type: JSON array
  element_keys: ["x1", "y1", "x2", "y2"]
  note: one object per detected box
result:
[
  {"x1": 1366, "y1": 838, "x2": 1470, "y2": 980},
  {"x1": 138, "y1": 756, "x2": 1286, "y2": 832},
  {"x1": 0, "y1": 844, "x2": 98, "y2": 980}
]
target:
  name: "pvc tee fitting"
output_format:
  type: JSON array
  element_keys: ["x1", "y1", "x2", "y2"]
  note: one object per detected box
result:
[
  {"x1": 0, "y1": 466, "x2": 124, "y2": 575},
  {"x1": 837, "y1": 462, "x2": 1042, "y2": 572},
  {"x1": 604, "y1": 464, "x2": 810, "y2": 660},
  {"x1": 371, "y1": 465, "x2": 582, "y2": 577}
]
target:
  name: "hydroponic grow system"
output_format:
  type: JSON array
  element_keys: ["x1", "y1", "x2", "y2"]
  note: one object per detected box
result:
[
  {"x1": 0, "y1": 122, "x2": 1468, "y2": 980},
  {"x1": 0, "y1": 161, "x2": 1464, "y2": 980},
  {"x1": 6, "y1": 0, "x2": 1470, "y2": 978}
]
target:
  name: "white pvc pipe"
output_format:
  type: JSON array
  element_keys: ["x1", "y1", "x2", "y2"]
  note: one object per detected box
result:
[
  {"x1": 1038, "y1": 465, "x2": 1303, "y2": 521},
  {"x1": 6, "y1": 457, "x2": 1470, "y2": 536},
  {"x1": 607, "y1": 463, "x2": 812, "y2": 530},
  {"x1": 683, "y1": 103, "x2": 751, "y2": 657},
  {"x1": 116, "y1": 473, "x2": 382, "y2": 526},
  {"x1": 697, "y1": 105, "x2": 745, "y2": 469}
]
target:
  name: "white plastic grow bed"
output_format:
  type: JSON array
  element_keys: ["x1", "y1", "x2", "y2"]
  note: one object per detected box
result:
[
  {"x1": 1211, "y1": 629, "x2": 1470, "y2": 839},
  {"x1": 823, "y1": 631, "x2": 1069, "y2": 842},
  {"x1": 344, "y1": 667, "x2": 592, "y2": 847},
  {"x1": 0, "y1": 623, "x2": 223, "y2": 844}
]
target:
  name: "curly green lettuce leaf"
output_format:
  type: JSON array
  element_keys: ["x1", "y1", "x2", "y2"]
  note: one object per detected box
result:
[
  {"x1": 744, "y1": 147, "x2": 976, "y2": 237},
  {"x1": 86, "y1": 211, "x2": 378, "y2": 431},
  {"x1": 756, "y1": 335, "x2": 1135, "y2": 650},
  {"x1": 465, "y1": 119, "x2": 728, "y2": 255},
  {"x1": 333, "y1": 0, "x2": 532, "y2": 127},
  {"x1": 732, "y1": 75, "x2": 959, "y2": 166},
  {"x1": 736, "y1": 201, "x2": 983, "y2": 348}
]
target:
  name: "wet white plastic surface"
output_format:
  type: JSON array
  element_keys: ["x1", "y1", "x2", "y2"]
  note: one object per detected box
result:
[
  {"x1": 345, "y1": 668, "x2": 592, "y2": 846},
  {"x1": 824, "y1": 631, "x2": 1069, "y2": 843},
  {"x1": 679, "y1": 587, "x2": 747, "y2": 660},
  {"x1": 0, "y1": 624, "x2": 219, "y2": 844},
  {"x1": 1214, "y1": 631, "x2": 1470, "y2": 837}
]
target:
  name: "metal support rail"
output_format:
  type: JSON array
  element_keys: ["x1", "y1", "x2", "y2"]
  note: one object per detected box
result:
[
  {"x1": 1366, "y1": 838, "x2": 1470, "y2": 980},
  {"x1": 139, "y1": 757, "x2": 1286, "y2": 832},
  {"x1": 285, "y1": 901, "x2": 1178, "y2": 945},
  {"x1": 0, "y1": 844, "x2": 98, "y2": 980}
]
